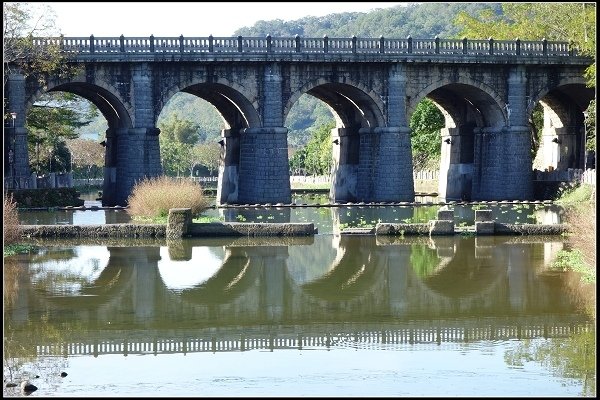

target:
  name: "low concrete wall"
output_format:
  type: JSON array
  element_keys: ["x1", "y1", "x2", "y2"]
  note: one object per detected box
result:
[
  {"x1": 19, "y1": 208, "x2": 317, "y2": 239},
  {"x1": 187, "y1": 222, "x2": 316, "y2": 237},
  {"x1": 374, "y1": 223, "x2": 430, "y2": 235},
  {"x1": 375, "y1": 208, "x2": 567, "y2": 236},
  {"x1": 20, "y1": 224, "x2": 166, "y2": 239},
  {"x1": 18, "y1": 208, "x2": 564, "y2": 239},
  {"x1": 19, "y1": 221, "x2": 317, "y2": 239}
]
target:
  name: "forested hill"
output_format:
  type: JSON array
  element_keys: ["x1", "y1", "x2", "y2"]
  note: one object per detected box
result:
[{"x1": 233, "y1": 2, "x2": 503, "y2": 39}]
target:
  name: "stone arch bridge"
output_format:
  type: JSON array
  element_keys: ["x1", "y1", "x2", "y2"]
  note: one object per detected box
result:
[{"x1": 4, "y1": 35, "x2": 594, "y2": 205}]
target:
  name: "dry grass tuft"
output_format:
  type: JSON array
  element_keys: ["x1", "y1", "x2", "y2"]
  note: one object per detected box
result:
[
  {"x1": 3, "y1": 193, "x2": 20, "y2": 244},
  {"x1": 126, "y1": 176, "x2": 212, "y2": 219}
]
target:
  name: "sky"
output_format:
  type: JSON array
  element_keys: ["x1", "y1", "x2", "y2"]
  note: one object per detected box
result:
[{"x1": 42, "y1": 2, "x2": 409, "y2": 37}]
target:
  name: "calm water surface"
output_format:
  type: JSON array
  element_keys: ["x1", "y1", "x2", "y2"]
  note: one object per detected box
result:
[{"x1": 4, "y1": 231, "x2": 595, "y2": 397}]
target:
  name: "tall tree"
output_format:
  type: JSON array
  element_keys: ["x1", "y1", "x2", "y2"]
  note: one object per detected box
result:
[
  {"x1": 409, "y1": 99, "x2": 444, "y2": 171},
  {"x1": 194, "y1": 143, "x2": 221, "y2": 176},
  {"x1": 3, "y1": 2, "x2": 79, "y2": 93},
  {"x1": 65, "y1": 138, "x2": 104, "y2": 180},
  {"x1": 158, "y1": 114, "x2": 201, "y2": 145},
  {"x1": 455, "y1": 3, "x2": 596, "y2": 87},
  {"x1": 4, "y1": 2, "x2": 96, "y2": 176}
]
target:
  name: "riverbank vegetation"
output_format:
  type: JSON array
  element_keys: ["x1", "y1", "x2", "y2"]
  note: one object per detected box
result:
[
  {"x1": 3, "y1": 194, "x2": 35, "y2": 257},
  {"x1": 553, "y1": 184, "x2": 596, "y2": 283}
]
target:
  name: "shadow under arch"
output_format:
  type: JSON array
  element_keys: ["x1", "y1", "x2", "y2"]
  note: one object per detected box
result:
[
  {"x1": 411, "y1": 81, "x2": 507, "y2": 201},
  {"x1": 26, "y1": 81, "x2": 137, "y2": 206},
  {"x1": 530, "y1": 82, "x2": 594, "y2": 171},
  {"x1": 178, "y1": 82, "x2": 262, "y2": 129},
  {"x1": 178, "y1": 249, "x2": 257, "y2": 305},
  {"x1": 284, "y1": 78, "x2": 385, "y2": 129}
]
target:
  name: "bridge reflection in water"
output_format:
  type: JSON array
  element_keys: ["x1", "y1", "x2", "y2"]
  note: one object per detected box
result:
[{"x1": 6, "y1": 235, "x2": 593, "y2": 359}]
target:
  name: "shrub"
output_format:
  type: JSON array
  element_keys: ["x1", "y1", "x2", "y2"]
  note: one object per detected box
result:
[
  {"x1": 3, "y1": 193, "x2": 20, "y2": 245},
  {"x1": 126, "y1": 176, "x2": 212, "y2": 220}
]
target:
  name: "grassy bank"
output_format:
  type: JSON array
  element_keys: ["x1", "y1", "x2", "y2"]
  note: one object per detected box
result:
[{"x1": 552, "y1": 184, "x2": 596, "y2": 317}]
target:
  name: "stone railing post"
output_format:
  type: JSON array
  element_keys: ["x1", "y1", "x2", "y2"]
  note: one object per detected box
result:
[
  {"x1": 379, "y1": 36, "x2": 385, "y2": 53},
  {"x1": 238, "y1": 35, "x2": 243, "y2": 52},
  {"x1": 434, "y1": 36, "x2": 439, "y2": 54},
  {"x1": 149, "y1": 34, "x2": 155, "y2": 52},
  {"x1": 515, "y1": 38, "x2": 520, "y2": 56},
  {"x1": 489, "y1": 37, "x2": 494, "y2": 55},
  {"x1": 90, "y1": 35, "x2": 95, "y2": 54},
  {"x1": 462, "y1": 37, "x2": 468, "y2": 54},
  {"x1": 179, "y1": 35, "x2": 184, "y2": 53},
  {"x1": 295, "y1": 34, "x2": 301, "y2": 52},
  {"x1": 323, "y1": 35, "x2": 328, "y2": 53},
  {"x1": 266, "y1": 34, "x2": 272, "y2": 52},
  {"x1": 542, "y1": 38, "x2": 547, "y2": 55},
  {"x1": 407, "y1": 36, "x2": 412, "y2": 54},
  {"x1": 119, "y1": 34, "x2": 125, "y2": 52},
  {"x1": 352, "y1": 35, "x2": 357, "y2": 54},
  {"x1": 209, "y1": 35, "x2": 214, "y2": 52}
]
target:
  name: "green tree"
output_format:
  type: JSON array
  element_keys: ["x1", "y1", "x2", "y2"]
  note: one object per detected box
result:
[
  {"x1": 3, "y1": 2, "x2": 77, "y2": 91},
  {"x1": 27, "y1": 93, "x2": 98, "y2": 174},
  {"x1": 194, "y1": 143, "x2": 221, "y2": 176},
  {"x1": 409, "y1": 99, "x2": 444, "y2": 171},
  {"x1": 160, "y1": 138, "x2": 189, "y2": 176},
  {"x1": 455, "y1": 3, "x2": 596, "y2": 87},
  {"x1": 295, "y1": 121, "x2": 334, "y2": 175},
  {"x1": 158, "y1": 114, "x2": 201, "y2": 145}
]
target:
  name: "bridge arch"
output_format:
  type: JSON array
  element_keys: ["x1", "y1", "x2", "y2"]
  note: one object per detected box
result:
[
  {"x1": 161, "y1": 80, "x2": 261, "y2": 129},
  {"x1": 409, "y1": 77, "x2": 506, "y2": 128},
  {"x1": 27, "y1": 80, "x2": 133, "y2": 130},
  {"x1": 284, "y1": 78, "x2": 386, "y2": 129}
]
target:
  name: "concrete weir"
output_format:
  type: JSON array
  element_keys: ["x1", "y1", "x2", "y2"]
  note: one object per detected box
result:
[{"x1": 18, "y1": 207, "x2": 567, "y2": 239}]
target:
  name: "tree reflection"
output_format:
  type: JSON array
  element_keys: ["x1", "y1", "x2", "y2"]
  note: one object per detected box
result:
[
  {"x1": 3, "y1": 257, "x2": 71, "y2": 396},
  {"x1": 409, "y1": 243, "x2": 441, "y2": 277},
  {"x1": 504, "y1": 329, "x2": 596, "y2": 397}
]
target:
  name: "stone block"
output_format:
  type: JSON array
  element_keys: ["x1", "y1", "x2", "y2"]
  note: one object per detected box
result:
[
  {"x1": 437, "y1": 210, "x2": 454, "y2": 221},
  {"x1": 475, "y1": 221, "x2": 495, "y2": 235},
  {"x1": 429, "y1": 220, "x2": 454, "y2": 235},
  {"x1": 166, "y1": 208, "x2": 192, "y2": 239},
  {"x1": 475, "y1": 209, "x2": 493, "y2": 222}
]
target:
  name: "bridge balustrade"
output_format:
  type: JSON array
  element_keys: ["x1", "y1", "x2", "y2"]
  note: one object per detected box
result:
[
  {"x1": 33, "y1": 320, "x2": 593, "y2": 357},
  {"x1": 382, "y1": 38, "x2": 411, "y2": 52},
  {"x1": 27, "y1": 35, "x2": 577, "y2": 57},
  {"x1": 269, "y1": 37, "x2": 297, "y2": 53},
  {"x1": 214, "y1": 37, "x2": 244, "y2": 53}
]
